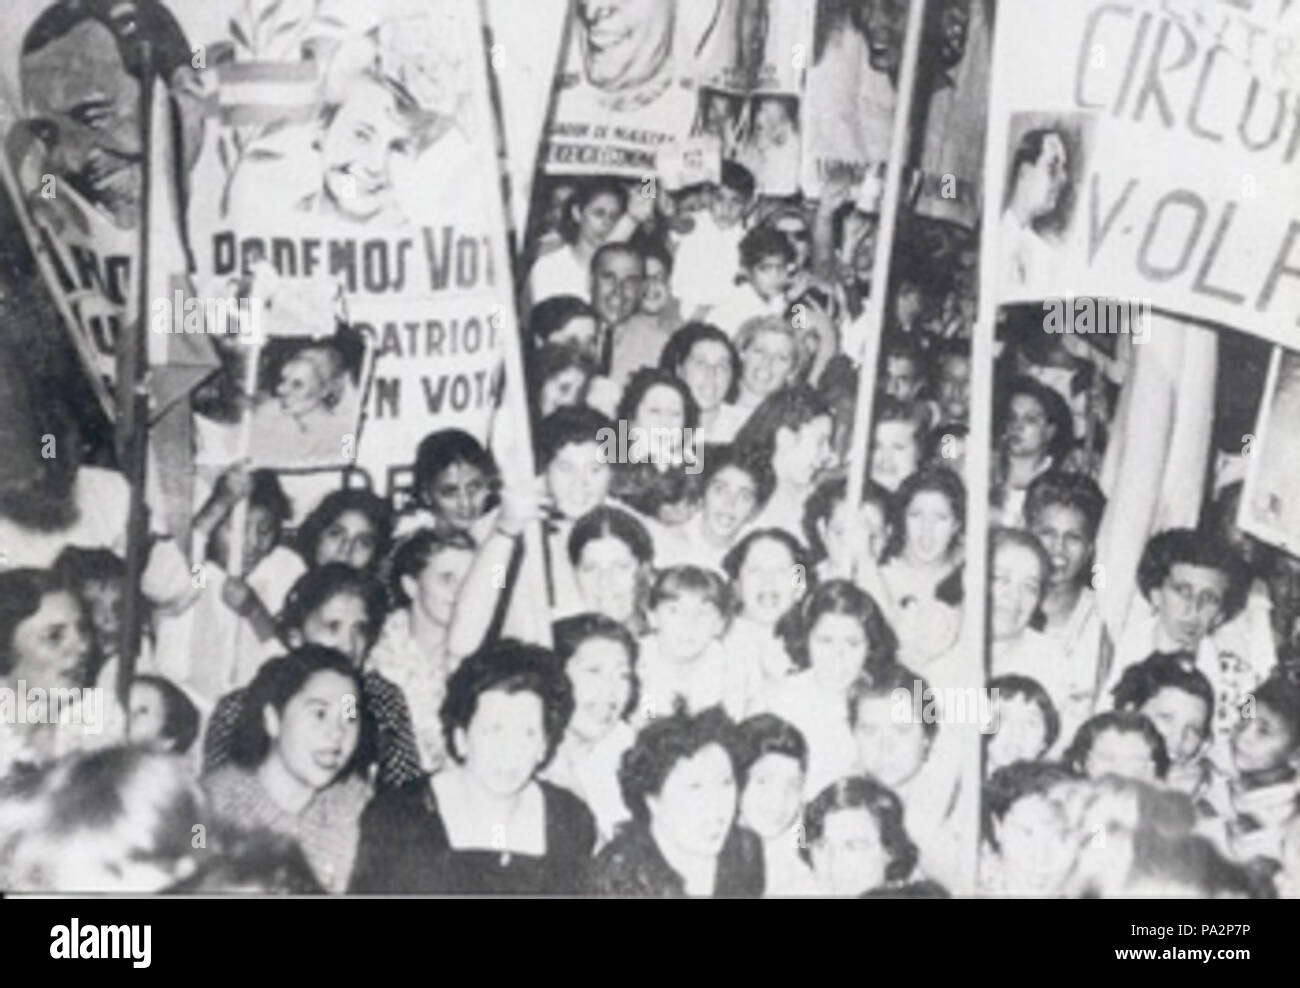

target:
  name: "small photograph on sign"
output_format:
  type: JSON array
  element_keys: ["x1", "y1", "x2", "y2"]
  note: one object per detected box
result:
[
  {"x1": 248, "y1": 323, "x2": 373, "y2": 470},
  {"x1": 999, "y1": 112, "x2": 1093, "y2": 295}
]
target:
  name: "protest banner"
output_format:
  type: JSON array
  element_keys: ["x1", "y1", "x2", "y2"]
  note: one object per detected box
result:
[
  {"x1": 169, "y1": 0, "x2": 519, "y2": 491},
  {"x1": 541, "y1": 0, "x2": 729, "y2": 179},
  {"x1": 984, "y1": 0, "x2": 1300, "y2": 344}
]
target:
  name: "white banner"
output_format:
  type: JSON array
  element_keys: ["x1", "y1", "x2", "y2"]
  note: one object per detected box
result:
[{"x1": 985, "y1": 0, "x2": 1300, "y2": 343}]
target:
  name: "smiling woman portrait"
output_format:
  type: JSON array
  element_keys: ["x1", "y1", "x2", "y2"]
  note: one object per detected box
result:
[{"x1": 202, "y1": 645, "x2": 375, "y2": 894}]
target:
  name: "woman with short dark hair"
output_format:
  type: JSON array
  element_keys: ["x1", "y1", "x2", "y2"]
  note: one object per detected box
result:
[
  {"x1": 591, "y1": 705, "x2": 763, "y2": 897},
  {"x1": 802, "y1": 775, "x2": 922, "y2": 896},
  {"x1": 350, "y1": 640, "x2": 596, "y2": 894}
]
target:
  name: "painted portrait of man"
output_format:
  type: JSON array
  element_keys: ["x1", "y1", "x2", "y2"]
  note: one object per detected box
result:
[{"x1": 17, "y1": 0, "x2": 205, "y2": 231}]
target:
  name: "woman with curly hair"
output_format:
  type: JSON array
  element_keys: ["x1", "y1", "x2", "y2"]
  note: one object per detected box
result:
[
  {"x1": 802, "y1": 775, "x2": 925, "y2": 897},
  {"x1": 350, "y1": 640, "x2": 596, "y2": 894},
  {"x1": 591, "y1": 705, "x2": 763, "y2": 897}
]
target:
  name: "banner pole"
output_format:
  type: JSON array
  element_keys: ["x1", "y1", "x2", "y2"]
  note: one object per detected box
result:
[
  {"x1": 474, "y1": 0, "x2": 552, "y2": 647},
  {"x1": 844, "y1": 0, "x2": 928, "y2": 511},
  {"x1": 117, "y1": 40, "x2": 155, "y2": 706}
]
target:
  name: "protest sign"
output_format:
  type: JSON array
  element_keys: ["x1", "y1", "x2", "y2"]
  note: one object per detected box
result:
[
  {"x1": 170, "y1": 0, "x2": 517, "y2": 488},
  {"x1": 984, "y1": 0, "x2": 1300, "y2": 344},
  {"x1": 541, "y1": 0, "x2": 729, "y2": 180}
]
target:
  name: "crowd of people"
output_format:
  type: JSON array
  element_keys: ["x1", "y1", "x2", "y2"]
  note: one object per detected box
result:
[{"x1": 2, "y1": 134, "x2": 1299, "y2": 898}]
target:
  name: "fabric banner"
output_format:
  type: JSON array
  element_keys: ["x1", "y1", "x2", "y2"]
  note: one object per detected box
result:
[
  {"x1": 985, "y1": 0, "x2": 1300, "y2": 343},
  {"x1": 161, "y1": 0, "x2": 517, "y2": 489},
  {"x1": 1241, "y1": 345, "x2": 1300, "y2": 557}
]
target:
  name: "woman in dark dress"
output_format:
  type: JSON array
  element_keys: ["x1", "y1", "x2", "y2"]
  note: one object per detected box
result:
[
  {"x1": 350, "y1": 640, "x2": 596, "y2": 894},
  {"x1": 591, "y1": 705, "x2": 764, "y2": 897}
]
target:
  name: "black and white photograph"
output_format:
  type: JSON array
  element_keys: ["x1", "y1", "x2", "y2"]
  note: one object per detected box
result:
[{"x1": 0, "y1": 0, "x2": 1297, "y2": 941}]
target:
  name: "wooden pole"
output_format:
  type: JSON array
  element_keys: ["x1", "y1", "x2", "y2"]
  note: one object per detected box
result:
[
  {"x1": 844, "y1": 0, "x2": 929, "y2": 511},
  {"x1": 474, "y1": 0, "x2": 553, "y2": 647},
  {"x1": 116, "y1": 41, "x2": 154, "y2": 706}
]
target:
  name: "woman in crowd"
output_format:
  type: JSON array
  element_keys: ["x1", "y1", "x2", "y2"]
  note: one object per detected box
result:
[
  {"x1": 732, "y1": 385, "x2": 837, "y2": 538},
  {"x1": 655, "y1": 445, "x2": 774, "y2": 572},
  {"x1": 395, "y1": 429, "x2": 500, "y2": 542},
  {"x1": 613, "y1": 367, "x2": 700, "y2": 471},
  {"x1": 869, "y1": 395, "x2": 930, "y2": 493},
  {"x1": 873, "y1": 467, "x2": 965, "y2": 676},
  {"x1": 1022, "y1": 471, "x2": 1106, "y2": 705},
  {"x1": 661, "y1": 322, "x2": 747, "y2": 445},
  {"x1": 0, "y1": 568, "x2": 95, "y2": 776},
  {"x1": 351, "y1": 641, "x2": 596, "y2": 894},
  {"x1": 591, "y1": 705, "x2": 764, "y2": 896},
  {"x1": 802, "y1": 776, "x2": 923, "y2": 897},
  {"x1": 992, "y1": 375, "x2": 1073, "y2": 528},
  {"x1": 527, "y1": 343, "x2": 597, "y2": 422},
  {"x1": 732, "y1": 315, "x2": 803, "y2": 415},
  {"x1": 368, "y1": 529, "x2": 477, "y2": 771},
  {"x1": 802, "y1": 477, "x2": 892, "y2": 584},
  {"x1": 764, "y1": 580, "x2": 898, "y2": 797},
  {"x1": 528, "y1": 178, "x2": 628, "y2": 306},
  {"x1": 296, "y1": 489, "x2": 393, "y2": 576},
  {"x1": 542, "y1": 613, "x2": 639, "y2": 843},
  {"x1": 1063, "y1": 710, "x2": 1170, "y2": 785},
  {"x1": 986, "y1": 527, "x2": 1083, "y2": 743},
  {"x1": 984, "y1": 674, "x2": 1061, "y2": 775},
  {"x1": 536, "y1": 406, "x2": 617, "y2": 617},
  {"x1": 608, "y1": 368, "x2": 700, "y2": 524},
  {"x1": 720, "y1": 528, "x2": 810, "y2": 697},
  {"x1": 528, "y1": 295, "x2": 603, "y2": 360},
  {"x1": 567, "y1": 506, "x2": 656, "y2": 635},
  {"x1": 203, "y1": 564, "x2": 423, "y2": 791},
  {"x1": 204, "y1": 646, "x2": 373, "y2": 893},
  {"x1": 980, "y1": 760, "x2": 1078, "y2": 896},
  {"x1": 1111, "y1": 653, "x2": 1220, "y2": 802},
  {"x1": 736, "y1": 713, "x2": 818, "y2": 896}
]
